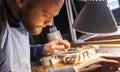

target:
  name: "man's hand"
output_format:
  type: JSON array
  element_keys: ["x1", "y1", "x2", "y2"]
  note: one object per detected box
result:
[
  {"x1": 43, "y1": 39, "x2": 70, "y2": 55},
  {"x1": 74, "y1": 53, "x2": 120, "y2": 72}
]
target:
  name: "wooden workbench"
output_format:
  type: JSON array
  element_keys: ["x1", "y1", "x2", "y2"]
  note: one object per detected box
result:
[
  {"x1": 31, "y1": 43, "x2": 120, "y2": 72},
  {"x1": 31, "y1": 61, "x2": 79, "y2": 72},
  {"x1": 32, "y1": 34, "x2": 120, "y2": 72}
]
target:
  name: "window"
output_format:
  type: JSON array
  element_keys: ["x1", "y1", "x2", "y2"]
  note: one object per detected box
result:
[{"x1": 107, "y1": 0, "x2": 120, "y2": 10}]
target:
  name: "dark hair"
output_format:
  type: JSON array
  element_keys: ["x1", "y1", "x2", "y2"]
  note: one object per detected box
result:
[{"x1": 0, "y1": 0, "x2": 7, "y2": 47}]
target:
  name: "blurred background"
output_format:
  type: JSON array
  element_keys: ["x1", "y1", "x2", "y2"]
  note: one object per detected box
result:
[{"x1": 29, "y1": 0, "x2": 120, "y2": 44}]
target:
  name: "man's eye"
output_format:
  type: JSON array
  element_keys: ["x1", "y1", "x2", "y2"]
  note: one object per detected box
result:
[{"x1": 43, "y1": 14, "x2": 52, "y2": 18}]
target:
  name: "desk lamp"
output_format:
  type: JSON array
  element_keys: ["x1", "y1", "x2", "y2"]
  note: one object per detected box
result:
[{"x1": 73, "y1": 0, "x2": 118, "y2": 34}]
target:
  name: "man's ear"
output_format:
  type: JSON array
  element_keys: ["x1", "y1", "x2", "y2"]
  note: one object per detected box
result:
[{"x1": 16, "y1": 0, "x2": 26, "y2": 8}]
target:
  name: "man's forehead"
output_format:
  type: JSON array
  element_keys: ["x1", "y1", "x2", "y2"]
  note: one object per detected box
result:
[{"x1": 41, "y1": 8, "x2": 59, "y2": 17}]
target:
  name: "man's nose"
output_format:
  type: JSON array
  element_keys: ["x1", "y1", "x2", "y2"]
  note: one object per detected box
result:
[
  {"x1": 44, "y1": 19, "x2": 53, "y2": 26},
  {"x1": 46, "y1": 21, "x2": 53, "y2": 26}
]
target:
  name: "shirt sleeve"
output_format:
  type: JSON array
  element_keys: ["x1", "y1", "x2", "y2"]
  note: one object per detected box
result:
[
  {"x1": 0, "y1": 29, "x2": 10, "y2": 71},
  {"x1": 48, "y1": 67, "x2": 75, "y2": 72},
  {"x1": 0, "y1": 49, "x2": 10, "y2": 71},
  {"x1": 30, "y1": 44, "x2": 46, "y2": 61},
  {"x1": 0, "y1": 15, "x2": 10, "y2": 72}
]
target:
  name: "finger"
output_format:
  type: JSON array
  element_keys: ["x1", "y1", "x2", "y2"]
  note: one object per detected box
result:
[
  {"x1": 100, "y1": 55, "x2": 120, "y2": 67},
  {"x1": 101, "y1": 55, "x2": 120, "y2": 61},
  {"x1": 96, "y1": 53, "x2": 120, "y2": 63},
  {"x1": 46, "y1": 51, "x2": 54, "y2": 55},
  {"x1": 58, "y1": 40, "x2": 70, "y2": 49},
  {"x1": 51, "y1": 45, "x2": 65, "y2": 50},
  {"x1": 99, "y1": 59, "x2": 119, "y2": 71},
  {"x1": 86, "y1": 64, "x2": 102, "y2": 71}
]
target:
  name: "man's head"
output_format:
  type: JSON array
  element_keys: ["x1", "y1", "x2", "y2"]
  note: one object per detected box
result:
[{"x1": 6, "y1": 0, "x2": 64, "y2": 35}]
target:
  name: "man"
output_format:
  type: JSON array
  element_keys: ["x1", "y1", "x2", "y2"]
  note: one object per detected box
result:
[{"x1": 0, "y1": 0, "x2": 120, "y2": 72}]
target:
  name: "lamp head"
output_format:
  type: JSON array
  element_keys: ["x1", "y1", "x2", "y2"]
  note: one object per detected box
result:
[{"x1": 73, "y1": 0, "x2": 118, "y2": 34}]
